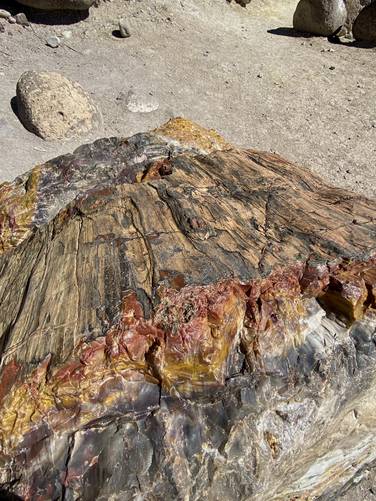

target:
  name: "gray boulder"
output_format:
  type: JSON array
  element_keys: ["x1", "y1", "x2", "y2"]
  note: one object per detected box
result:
[
  {"x1": 344, "y1": 0, "x2": 373, "y2": 32},
  {"x1": 293, "y1": 0, "x2": 347, "y2": 36},
  {"x1": 353, "y1": 2, "x2": 376, "y2": 41},
  {"x1": 16, "y1": 0, "x2": 95, "y2": 10},
  {"x1": 16, "y1": 70, "x2": 101, "y2": 140}
]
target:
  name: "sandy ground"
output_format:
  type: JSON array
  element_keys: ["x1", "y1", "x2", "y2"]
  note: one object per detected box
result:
[
  {"x1": 0, "y1": 0, "x2": 375, "y2": 199},
  {"x1": 0, "y1": 1, "x2": 376, "y2": 498}
]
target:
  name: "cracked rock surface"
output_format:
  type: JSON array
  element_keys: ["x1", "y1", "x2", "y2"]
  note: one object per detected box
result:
[{"x1": 0, "y1": 118, "x2": 375, "y2": 500}]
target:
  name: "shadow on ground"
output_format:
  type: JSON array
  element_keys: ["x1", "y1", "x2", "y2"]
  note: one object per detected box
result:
[
  {"x1": 269, "y1": 27, "x2": 376, "y2": 48},
  {"x1": 10, "y1": 96, "x2": 19, "y2": 122},
  {"x1": 327, "y1": 38, "x2": 376, "y2": 49},
  {"x1": 1, "y1": 0, "x2": 89, "y2": 25},
  {"x1": 268, "y1": 27, "x2": 312, "y2": 38}
]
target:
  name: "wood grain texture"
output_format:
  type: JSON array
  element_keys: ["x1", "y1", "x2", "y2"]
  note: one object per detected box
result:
[{"x1": 0, "y1": 119, "x2": 375, "y2": 500}]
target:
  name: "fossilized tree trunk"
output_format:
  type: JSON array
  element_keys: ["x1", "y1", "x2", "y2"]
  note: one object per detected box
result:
[{"x1": 0, "y1": 118, "x2": 375, "y2": 500}]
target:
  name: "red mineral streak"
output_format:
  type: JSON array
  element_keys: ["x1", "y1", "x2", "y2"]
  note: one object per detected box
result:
[{"x1": 0, "y1": 359, "x2": 20, "y2": 405}]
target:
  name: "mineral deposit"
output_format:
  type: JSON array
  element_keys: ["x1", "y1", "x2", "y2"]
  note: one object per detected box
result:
[{"x1": 0, "y1": 119, "x2": 375, "y2": 500}]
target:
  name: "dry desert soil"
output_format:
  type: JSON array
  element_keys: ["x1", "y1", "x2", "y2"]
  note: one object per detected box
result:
[{"x1": 0, "y1": 0, "x2": 375, "y2": 199}]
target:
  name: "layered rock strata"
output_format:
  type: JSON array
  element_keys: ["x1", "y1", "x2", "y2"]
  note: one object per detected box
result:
[{"x1": 0, "y1": 118, "x2": 375, "y2": 500}]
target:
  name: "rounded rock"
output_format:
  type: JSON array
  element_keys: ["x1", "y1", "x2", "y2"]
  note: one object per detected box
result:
[
  {"x1": 16, "y1": 70, "x2": 101, "y2": 141},
  {"x1": 344, "y1": 0, "x2": 372, "y2": 33},
  {"x1": 62, "y1": 30, "x2": 72, "y2": 39},
  {"x1": 353, "y1": 3, "x2": 376, "y2": 42},
  {"x1": 293, "y1": 0, "x2": 347, "y2": 36},
  {"x1": 14, "y1": 0, "x2": 96, "y2": 10},
  {"x1": 46, "y1": 35, "x2": 60, "y2": 48},
  {"x1": 0, "y1": 9, "x2": 11, "y2": 19},
  {"x1": 15, "y1": 13, "x2": 30, "y2": 27},
  {"x1": 118, "y1": 19, "x2": 131, "y2": 38}
]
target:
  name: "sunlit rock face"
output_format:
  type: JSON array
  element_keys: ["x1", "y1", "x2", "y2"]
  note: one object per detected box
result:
[{"x1": 0, "y1": 119, "x2": 375, "y2": 500}]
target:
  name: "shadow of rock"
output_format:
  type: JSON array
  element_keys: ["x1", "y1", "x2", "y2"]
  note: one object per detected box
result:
[
  {"x1": 10, "y1": 96, "x2": 19, "y2": 121},
  {"x1": 1, "y1": 0, "x2": 89, "y2": 25},
  {"x1": 269, "y1": 27, "x2": 376, "y2": 48},
  {"x1": 0, "y1": 489, "x2": 23, "y2": 501},
  {"x1": 327, "y1": 37, "x2": 376, "y2": 48},
  {"x1": 112, "y1": 29, "x2": 123, "y2": 39},
  {"x1": 267, "y1": 27, "x2": 313, "y2": 38}
]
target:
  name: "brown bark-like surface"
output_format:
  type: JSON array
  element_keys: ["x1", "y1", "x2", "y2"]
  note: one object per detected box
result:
[{"x1": 0, "y1": 118, "x2": 375, "y2": 500}]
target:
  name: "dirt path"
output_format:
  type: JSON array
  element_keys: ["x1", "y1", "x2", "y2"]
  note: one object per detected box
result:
[{"x1": 0, "y1": 0, "x2": 375, "y2": 197}]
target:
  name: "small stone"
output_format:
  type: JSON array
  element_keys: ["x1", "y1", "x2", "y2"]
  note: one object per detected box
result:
[
  {"x1": 46, "y1": 35, "x2": 60, "y2": 48},
  {"x1": 0, "y1": 23, "x2": 5, "y2": 33},
  {"x1": 115, "y1": 91, "x2": 126, "y2": 102},
  {"x1": 15, "y1": 13, "x2": 30, "y2": 27},
  {"x1": 62, "y1": 30, "x2": 72, "y2": 39},
  {"x1": 126, "y1": 90, "x2": 159, "y2": 113},
  {"x1": 0, "y1": 9, "x2": 11, "y2": 19},
  {"x1": 119, "y1": 19, "x2": 131, "y2": 38},
  {"x1": 8, "y1": 16, "x2": 16, "y2": 24},
  {"x1": 329, "y1": 66, "x2": 336, "y2": 70}
]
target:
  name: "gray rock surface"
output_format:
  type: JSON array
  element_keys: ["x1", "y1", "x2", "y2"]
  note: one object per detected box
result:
[
  {"x1": 353, "y1": 2, "x2": 376, "y2": 41},
  {"x1": 293, "y1": 0, "x2": 347, "y2": 36},
  {"x1": 46, "y1": 35, "x2": 61, "y2": 48},
  {"x1": 344, "y1": 0, "x2": 373, "y2": 32},
  {"x1": 15, "y1": 13, "x2": 30, "y2": 27},
  {"x1": 15, "y1": 0, "x2": 96, "y2": 10},
  {"x1": 16, "y1": 70, "x2": 101, "y2": 140}
]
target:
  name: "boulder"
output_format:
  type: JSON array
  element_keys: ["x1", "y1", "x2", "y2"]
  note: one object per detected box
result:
[
  {"x1": 0, "y1": 119, "x2": 375, "y2": 500},
  {"x1": 16, "y1": 70, "x2": 100, "y2": 140},
  {"x1": 344, "y1": 0, "x2": 373, "y2": 32},
  {"x1": 16, "y1": 0, "x2": 96, "y2": 9},
  {"x1": 353, "y1": 2, "x2": 376, "y2": 41},
  {"x1": 293, "y1": 0, "x2": 347, "y2": 36}
]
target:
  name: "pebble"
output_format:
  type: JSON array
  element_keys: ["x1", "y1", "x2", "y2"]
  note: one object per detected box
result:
[
  {"x1": 46, "y1": 35, "x2": 61, "y2": 48},
  {"x1": 15, "y1": 13, "x2": 30, "y2": 27},
  {"x1": 8, "y1": 17, "x2": 16, "y2": 24},
  {"x1": 126, "y1": 90, "x2": 159, "y2": 113},
  {"x1": 0, "y1": 9, "x2": 11, "y2": 19},
  {"x1": 0, "y1": 23, "x2": 4, "y2": 33},
  {"x1": 119, "y1": 19, "x2": 131, "y2": 38},
  {"x1": 62, "y1": 30, "x2": 72, "y2": 40}
]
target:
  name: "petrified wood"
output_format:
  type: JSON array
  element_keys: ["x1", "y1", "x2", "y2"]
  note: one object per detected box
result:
[{"x1": 0, "y1": 118, "x2": 375, "y2": 500}]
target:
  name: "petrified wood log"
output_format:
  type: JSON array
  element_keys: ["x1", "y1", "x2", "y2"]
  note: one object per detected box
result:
[{"x1": 0, "y1": 118, "x2": 375, "y2": 500}]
